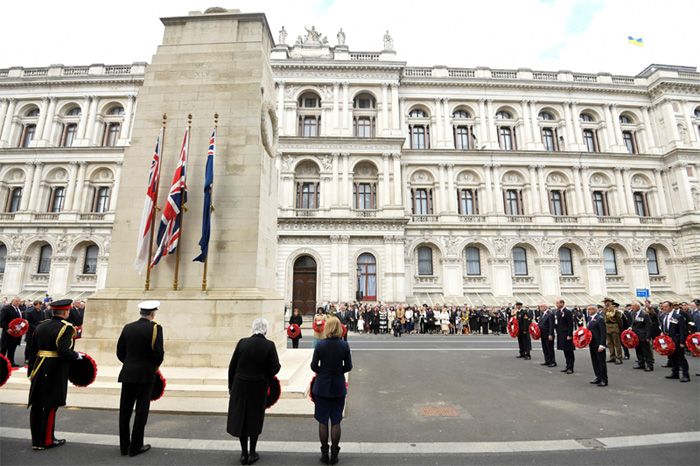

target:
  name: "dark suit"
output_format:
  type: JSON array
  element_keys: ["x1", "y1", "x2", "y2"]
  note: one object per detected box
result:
[
  {"x1": 116, "y1": 318, "x2": 164, "y2": 455},
  {"x1": 227, "y1": 334, "x2": 280, "y2": 437},
  {"x1": 537, "y1": 310, "x2": 556, "y2": 365},
  {"x1": 662, "y1": 310, "x2": 689, "y2": 377},
  {"x1": 556, "y1": 307, "x2": 576, "y2": 370},
  {"x1": 24, "y1": 307, "x2": 46, "y2": 363},
  {"x1": 289, "y1": 314, "x2": 303, "y2": 348},
  {"x1": 0, "y1": 304, "x2": 23, "y2": 366},
  {"x1": 517, "y1": 308, "x2": 533, "y2": 357},
  {"x1": 631, "y1": 309, "x2": 653, "y2": 369},
  {"x1": 27, "y1": 317, "x2": 79, "y2": 448},
  {"x1": 588, "y1": 312, "x2": 608, "y2": 384}
]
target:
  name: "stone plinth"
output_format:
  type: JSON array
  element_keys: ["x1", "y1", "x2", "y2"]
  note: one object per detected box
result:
[{"x1": 81, "y1": 9, "x2": 284, "y2": 368}]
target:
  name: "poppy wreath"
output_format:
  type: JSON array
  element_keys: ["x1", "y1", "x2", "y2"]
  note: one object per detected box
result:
[
  {"x1": 652, "y1": 334, "x2": 676, "y2": 356},
  {"x1": 266, "y1": 376, "x2": 281, "y2": 409},
  {"x1": 0, "y1": 354, "x2": 11, "y2": 388},
  {"x1": 341, "y1": 324, "x2": 348, "y2": 338},
  {"x1": 312, "y1": 319, "x2": 325, "y2": 334},
  {"x1": 620, "y1": 329, "x2": 639, "y2": 349},
  {"x1": 529, "y1": 322, "x2": 541, "y2": 340},
  {"x1": 151, "y1": 370, "x2": 166, "y2": 401},
  {"x1": 309, "y1": 375, "x2": 317, "y2": 403},
  {"x1": 685, "y1": 332, "x2": 700, "y2": 357},
  {"x1": 573, "y1": 327, "x2": 592, "y2": 349},
  {"x1": 68, "y1": 353, "x2": 98, "y2": 387},
  {"x1": 7, "y1": 318, "x2": 29, "y2": 338},
  {"x1": 287, "y1": 324, "x2": 301, "y2": 339},
  {"x1": 507, "y1": 317, "x2": 519, "y2": 338}
]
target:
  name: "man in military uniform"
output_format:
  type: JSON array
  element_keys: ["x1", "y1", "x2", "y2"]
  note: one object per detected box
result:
[
  {"x1": 117, "y1": 300, "x2": 165, "y2": 457},
  {"x1": 587, "y1": 304, "x2": 608, "y2": 386},
  {"x1": 26, "y1": 298, "x2": 82, "y2": 450},
  {"x1": 515, "y1": 302, "x2": 533, "y2": 360},
  {"x1": 659, "y1": 301, "x2": 690, "y2": 382},
  {"x1": 555, "y1": 298, "x2": 576, "y2": 374},
  {"x1": 630, "y1": 301, "x2": 654, "y2": 371},
  {"x1": 603, "y1": 298, "x2": 624, "y2": 364}
]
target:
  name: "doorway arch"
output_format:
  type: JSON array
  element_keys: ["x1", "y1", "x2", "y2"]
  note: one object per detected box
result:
[{"x1": 292, "y1": 255, "x2": 317, "y2": 315}]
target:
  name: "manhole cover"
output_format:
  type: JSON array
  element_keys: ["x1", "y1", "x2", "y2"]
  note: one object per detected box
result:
[{"x1": 419, "y1": 405, "x2": 460, "y2": 417}]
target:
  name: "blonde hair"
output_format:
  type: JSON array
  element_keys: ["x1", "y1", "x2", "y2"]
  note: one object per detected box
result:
[{"x1": 324, "y1": 316, "x2": 343, "y2": 339}]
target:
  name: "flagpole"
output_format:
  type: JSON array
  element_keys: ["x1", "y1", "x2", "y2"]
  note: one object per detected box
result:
[
  {"x1": 202, "y1": 113, "x2": 218, "y2": 292},
  {"x1": 145, "y1": 114, "x2": 167, "y2": 291},
  {"x1": 173, "y1": 114, "x2": 191, "y2": 291}
]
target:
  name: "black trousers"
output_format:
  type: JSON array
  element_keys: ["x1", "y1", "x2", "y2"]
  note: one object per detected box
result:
[
  {"x1": 589, "y1": 346, "x2": 608, "y2": 383},
  {"x1": 541, "y1": 338, "x2": 555, "y2": 364},
  {"x1": 29, "y1": 405, "x2": 58, "y2": 448},
  {"x1": 563, "y1": 350, "x2": 575, "y2": 370},
  {"x1": 0, "y1": 334, "x2": 19, "y2": 366},
  {"x1": 634, "y1": 341, "x2": 653, "y2": 367},
  {"x1": 481, "y1": 322, "x2": 489, "y2": 335},
  {"x1": 119, "y1": 382, "x2": 153, "y2": 454},
  {"x1": 291, "y1": 338, "x2": 300, "y2": 349},
  {"x1": 669, "y1": 344, "x2": 689, "y2": 376},
  {"x1": 517, "y1": 333, "x2": 531, "y2": 356}
]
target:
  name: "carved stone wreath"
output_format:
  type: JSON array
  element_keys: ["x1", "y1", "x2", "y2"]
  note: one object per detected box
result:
[{"x1": 261, "y1": 101, "x2": 279, "y2": 158}]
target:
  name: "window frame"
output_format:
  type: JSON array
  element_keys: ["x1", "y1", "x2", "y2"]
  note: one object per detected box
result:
[
  {"x1": 92, "y1": 186, "x2": 111, "y2": 213},
  {"x1": 646, "y1": 248, "x2": 659, "y2": 275},
  {"x1": 417, "y1": 246, "x2": 434, "y2": 276},
  {"x1": 37, "y1": 244, "x2": 52, "y2": 274},
  {"x1": 83, "y1": 245, "x2": 99, "y2": 274},
  {"x1": 7, "y1": 187, "x2": 22, "y2": 213},
  {"x1": 559, "y1": 247, "x2": 574, "y2": 276},
  {"x1": 512, "y1": 247, "x2": 528, "y2": 276},
  {"x1": 464, "y1": 246, "x2": 481, "y2": 276},
  {"x1": 458, "y1": 188, "x2": 479, "y2": 215},
  {"x1": 48, "y1": 186, "x2": 66, "y2": 213},
  {"x1": 603, "y1": 247, "x2": 618, "y2": 275}
]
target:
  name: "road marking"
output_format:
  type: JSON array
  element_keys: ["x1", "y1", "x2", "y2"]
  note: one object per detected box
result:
[
  {"x1": 1, "y1": 427, "x2": 698, "y2": 454},
  {"x1": 350, "y1": 348, "x2": 516, "y2": 351}
]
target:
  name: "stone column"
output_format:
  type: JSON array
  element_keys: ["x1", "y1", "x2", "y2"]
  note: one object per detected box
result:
[
  {"x1": 572, "y1": 167, "x2": 585, "y2": 215},
  {"x1": 490, "y1": 258, "x2": 514, "y2": 297},
  {"x1": 276, "y1": 81, "x2": 285, "y2": 132},
  {"x1": 614, "y1": 167, "x2": 628, "y2": 215},
  {"x1": 529, "y1": 101, "x2": 542, "y2": 150},
  {"x1": 627, "y1": 257, "x2": 651, "y2": 292},
  {"x1": 611, "y1": 104, "x2": 623, "y2": 149},
  {"x1": 443, "y1": 98, "x2": 451, "y2": 148},
  {"x1": 96, "y1": 255, "x2": 109, "y2": 290},
  {"x1": 341, "y1": 152, "x2": 350, "y2": 205},
  {"x1": 342, "y1": 82, "x2": 350, "y2": 135},
  {"x1": 537, "y1": 165, "x2": 548, "y2": 213},
  {"x1": 486, "y1": 100, "x2": 498, "y2": 148},
  {"x1": 331, "y1": 152, "x2": 339, "y2": 206},
  {"x1": 338, "y1": 235, "x2": 350, "y2": 302},
  {"x1": 118, "y1": 94, "x2": 135, "y2": 144},
  {"x1": 563, "y1": 102, "x2": 575, "y2": 149},
  {"x1": 483, "y1": 162, "x2": 494, "y2": 213},
  {"x1": 0, "y1": 254, "x2": 25, "y2": 295},
  {"x1": 392, "y1": 152, "x2": 402, "y2": 206},
  {"x1": 33, "y1": 97, "x2": 50, "y2": 147},
  {"x1": 521, "y1": 100, "x2": 533, "y2": 148},
  {"x1": 580, "y1": 166, "x2": 593, "y2": 214},
  {"x1": 0, "y1": 98, "x2": 15, "y2": 146},
  {"x1": 492, "y1": 164, "x2": 503, "y2": 214},
  {"x1": 571, "y1": 101, "x2": 583, "y2": 148},
  {"x1": 399, "y1": 98, "x2": 407, "y2": 148},
  {"x1": 437, "y1": 163, "x2": 447, "y2": 213},
  {"x1": 20, "y1": 162, "x2": 36, "y2": 211},
  {"x1": 682, "y1": 100, "x2": 698, "y2": 144},
  {"x1": 381, "y1": 153, "x2": 391, "y2": 208},
  {"x1": 641, "y1": 106, "x2": 656, "y2": 151},
  {"x1": 39, "y1": 97, "x2": 57, "y2": 146},
  {"x1": 390, "y1": 84, "x2": 400, "y2": 132},
  {"x1": 381, "y1": 83, "x2": 389, "y2": 136},
  {"x1": 622, "y1": 168, "x2": 635, "y2": 216},
  {"x1": 109, "y1": 162, "x2": 122, "y2": 211},
  {"x1": 84, "y1": 96, "x2": 99, "y2": 146},
  {"x1": 442, "y1": 257, "x2": 464, "y2": 298},
  {"x1": 478, "y1": 99, "x2": 488, "y2": 148},
  {"x1": 0, "y1": 98, "x2": 8, "y2": 140},
  {"x1": 653, "y1": 168, "x2": 668, "y2": 214},
  {"x1": 64, "y1": 161, "x2": 79, "y2": 211},
  {"x1": 332, "y1": 82, "x2": 339, "y2": 135},
  {"x1": 320, "y1": 174, "x2": 332, "y2": 209},
  {"x1": 446, "y1": 163, "x2": 456, "y2": 212},
  {"x1": 674, "y1": 163, "x2": 694, "y2": 212},
  {"x1": 433, "y1": 98, "x2": 443, "y2": 147},
  {"x1": 662, "y1": 100, "x2": 681, "y2": 145},
  {"x1": 583, "y1": 258, "x2": 606, "y2": 296},
  {"x1": 27, "y1": 163, "x2": 44, "y2": 211},
  {"x1": 72, "y1": 162, "x2": 87, "y2": 211},
  {"x1": 47, "y1": 256, "x2": 70, "y2": 297},
  {"x1": 604, "y1": 104, "x2": 619, "y2": 151},
  {"x1": 75, "y1": 96, "x2": 90, "y2": 142},
  {"x1": 528, "y1": 165, "x2": 538, "y2": 214},
  {"x1": 538, "y1": 258, "x2": 561, "y2": 297}
]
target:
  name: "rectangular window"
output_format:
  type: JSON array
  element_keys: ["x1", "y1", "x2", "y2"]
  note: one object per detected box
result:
[
  {"x1": 583, "y1": 129, "x2": 598, "y2": 152},
  {"x1": 542, "y1": 127, "x2": 558, "y2": 151},
  {"x1": 297, "y1": 182, "x2": 319, "y2": 209},
  {"x1": 7, "y1": 187, "x2": 22, "y2": 212},
  {"x1": 61, "y1": 123, "x2": 78, "y2": 147},
  {"x1": 646, "y1": 249, "x2": 659, "y2": 275},
  {"x1": 549, "y1": 190, "x2": 567, "y2": 216},
  {"x1": 592, "y1": 191, "x2": 608, "y2": 216},
  {"x1": 354, "y1": 117, "x2": 373, "y2": 138},
  {"x1": 38, "y1": 246, "x2": 52, "y2": 274},
  {"x1": 498, "y1": 127, "x2": 514, "y2": 150},
  {"x1": 410, "y1": 125, "x2": 429, "y2": 149},
  {"x1": 559, "y1": 248, "x2": 574, "y2": 276},
  {"x1": 49, "y1": 187, "x2": 66, "y2": 213},
  {"x1": 20, "y1": 124, "x2": 36, "y2": 148},
  {"x1": 102, "y1": 122, "x2": 121, "y2": 146},
  {"x1": 633, "y1": 192, "x2": 648, "y2": 217},
  {"x1": 504, "y1": 189, "x2": 522, "y2": 215},
  {"x1": 413, "y1": 188, "x2": 431, "y2": 215},
  {"x1": 513, "y1": 248, "x2": 528, "y2": 276},
  {"x1": 93, "y1": 187, "x2": 111, "y2": 213},
  {"x1": 354, "y1": 183, "x2": 376, "y2": 210},
  {"x1": 301, "y1": 117, "x2": 319, "y2": 137},
  {"x1": 458, "y1": 189, "x2": 479, "y2": 215},
  {"x1": 604, "y1": 248, "x2": 618, "y2": 275},
  {"x1": 465, "y1": 247, "x2": 481, "y2": 275},
  {"x1": 417, "y1": 248, "x2": 433, "y2": 275},
  {"x1": 454, "y1": 126, "x2": 472, "y2": 150},
  {"x1": 622, "y1": 131, "x2": 637, "y2": 154}
]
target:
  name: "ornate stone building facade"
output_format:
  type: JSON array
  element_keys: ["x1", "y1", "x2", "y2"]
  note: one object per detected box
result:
[{"x1": 0, "y1": 26, "x2": 698, "y2": 309}]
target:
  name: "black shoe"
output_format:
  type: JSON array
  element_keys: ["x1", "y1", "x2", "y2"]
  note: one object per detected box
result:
[
  {"x1": 330, "y1": 446, "x2": 340, "y2": 465},
  {"x1": 633, "y1": 364, "x2": 645, "y2": 369},
  {"x1": 665, "y1": 374, "x2": 680, "y2": 379},
  {"x1": 614, "y1": 360, "x2": 623, "y2": 365},
  {"x1": 644, "y1": 366, "x2": 653, "y2": 372},
  {"x1": 548, "y1": 363, "x2": 557, "y2": 368},
  {"x1": 540, "y1": 362, "x2": 549, "y2": 366},
  {"x1": 129, "y1": 444, "x2": 151, "y2": 457},
  {"x1": 597, "y1": 381, "x2": 608, "y2": 387},
  {"x1": 516, "y1": 355, "x2": 524, "y2": 358},
  {"x1": 121, "y1": 449, "x2": 129, "y2": 456},
  {"x1": 247, "y1": 452, "x2": 260, "y2": 465},
  {"x1": 525, "y1": 355, "x2": 531, "y2": 360},
  {"x1": 680, "y1": 375, "x2": 690, "y2": 383},
  {"x1": 240, "y1": 454, "x2": 249, "y2": 465},
  {"x1": 45, "y1": 439, "x2": 66, "y2": 449},
  {"x1": 320, "y1": 445, "x2": 329, "y2": 464},
  {"x1": 590, "y1": 379, "x2": 601, "y2": 384},
  {"x1": 606, "y1": 360, "x2": 615, "y2": 364},
  {"x1": 32, "y1": 446, "x2": 45, "y2": 451},
  {"x1": 560, "y1": 368, "x2": 568, "y2": 372},
  {"x1": 566, "y1": 369, "x2": 574, "y2": 374}
]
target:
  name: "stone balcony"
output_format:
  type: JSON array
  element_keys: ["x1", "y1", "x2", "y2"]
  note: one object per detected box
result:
[
  {"x1": 639, "y1": 217, "x2": 663, "y2": 224},
  {"x1": 410, "y1": 214, "x2": 439, "y2": 223},
  {"x1": 459, "y1": 215, "x2": 486, "y2": 223},
  {"x1": 506, "y1": 215, "x2": 534, "y2": 223},
  {"x1": 554, "y1": 216, "x2": 579, "y2": 224},
  {"x1": 597, "y1": 216, "x2": 622, "y2": 224},
  {"x1": 0, "y1": 63, "x2": 147, "y2": 79}
]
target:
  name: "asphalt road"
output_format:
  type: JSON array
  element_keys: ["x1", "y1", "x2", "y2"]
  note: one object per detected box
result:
[{"x1": 2, "y1": 333, "x2": 699, "y2": 465}]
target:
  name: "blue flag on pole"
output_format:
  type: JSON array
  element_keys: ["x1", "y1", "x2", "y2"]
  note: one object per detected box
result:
[{"x1": 193, "y1": 128, "x2": 216, "y2": 263}]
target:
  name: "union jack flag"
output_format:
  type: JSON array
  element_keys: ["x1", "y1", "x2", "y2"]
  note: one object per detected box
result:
[
  {"x1": 133, "y1": 129, "x2": 162, "y2": 273},
  {"x1": 151, "y1": 128, "x2": 189, "y2": 268}
]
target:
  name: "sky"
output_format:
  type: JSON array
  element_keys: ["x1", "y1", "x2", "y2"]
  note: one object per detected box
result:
[{"x1": 0, "y1": 0, "x2": 696, "y2": 75}]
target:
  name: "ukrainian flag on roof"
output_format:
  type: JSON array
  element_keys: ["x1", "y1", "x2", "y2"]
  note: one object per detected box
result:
[{"x1": 628, "y1": 36, "x2": 644, "y2": 46}]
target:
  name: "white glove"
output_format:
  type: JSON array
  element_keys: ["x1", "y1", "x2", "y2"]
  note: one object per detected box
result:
[{"x1": 76, "y1": 352, "x2": 84, "y2": 360}]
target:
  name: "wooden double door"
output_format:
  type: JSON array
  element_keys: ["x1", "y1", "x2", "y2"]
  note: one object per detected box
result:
[{"x1": 292, "y1": 255, "x2": 317, "y2": 315}]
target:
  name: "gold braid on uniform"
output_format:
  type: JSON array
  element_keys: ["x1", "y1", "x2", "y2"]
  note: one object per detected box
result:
[{"x1": 151, "y1": 322, "x2": 159, "y2": 350}]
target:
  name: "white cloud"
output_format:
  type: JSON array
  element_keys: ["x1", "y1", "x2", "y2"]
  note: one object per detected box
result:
[{"x1": 0, "y1": 0, "x2": 696, "y2": 75}]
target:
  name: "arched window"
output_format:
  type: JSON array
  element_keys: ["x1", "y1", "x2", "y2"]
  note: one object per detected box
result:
[
  {"x1": 465, "y1": 247, "x2": 481, "y2": 276},
  {"x1": 353, "y1": 93, "x2": 377, "y2": 138},
  {"x1": 538, "y1": 111, "x2": 554, "y2": 121},
  {"x1": 83, "y1": 245, "x2": 99, "y2": 274},
  {"x1": 646, "y1": 248, "x2": 659, "y2": 275},
  {"x1": 357, "y1": 253, "x2": 377, "y2": 301},
  {"x1": 353, "y1": 94, "x2": 375, "y2": 109},
  {"x1": 695, "y1": 107, "x2": 700, "y2": 118},
  {"x1": 299, "y1": 93, "x2": 320, "y2": 108},
  {"x1": 579, "y1": 112, "x2": 595, "y2": 122},
  {"x1": 603, "y1": 247, "x2": 617, "y2": 275},
  {"x1": 107, "y1": 106, "x2": 125, "y2": 116},
  {"x1": 559, "y1": 247, "x2": 574, "y2": 276},
  {"x1": 0, "y1": 243, "x2": 6, "y2": 273},
  {"x1": 619, "y1": 114, "x2": 633, "y2": 124},
  {"x1": 453, "y1": 110, "x2": 471, "y2": 119},
  {"x1": 297, "y1": 92, "x2": 322, "y2": 137},
  {"x1": 27, "y1": 108, "x2": 40, "y2": 117},
  {"x1": 409, "y1": 109, "x2": 427, "y2": 118},
  {"x1": 495, "y1": 110, "x2": 512, "y2": 120},
  {"x1": 512, "y1": 247, "x2": 528, "y2": 276},
  {"x1": 66, "y1": 107, "x2": 82, "y2": 116},
  {"x1": 38, "y1": 245, "x2": 52, "y2": 274},
  {"x1": 417, "y1": 246, "x2": 433, "y2": 275}
]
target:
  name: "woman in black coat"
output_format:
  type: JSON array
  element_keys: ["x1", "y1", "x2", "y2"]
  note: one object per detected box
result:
[
  {"x1": 289, "y1": 308, "x2": 303, "y2": 349},
  {"x1": 227, "y1": 318, "x2": 281, "y2": 465},
  {"x1": 311, "y1": 316, "x2": 352, "y2": 465}
]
